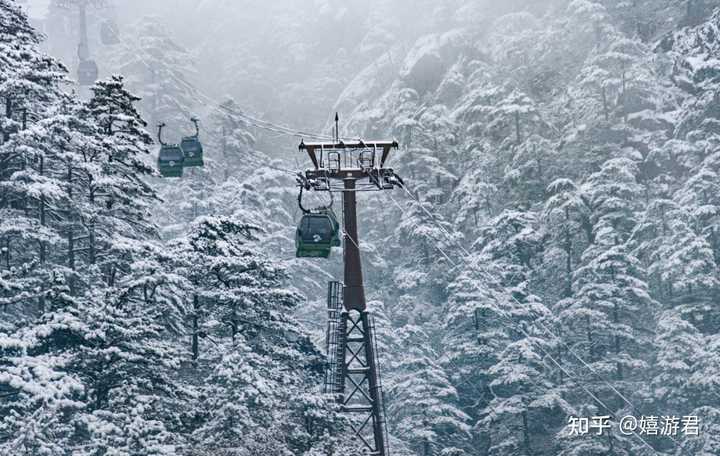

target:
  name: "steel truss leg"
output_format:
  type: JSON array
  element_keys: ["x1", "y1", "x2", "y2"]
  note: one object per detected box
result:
[{"x1": 339, "y1": 310, "x2": 388, "y2": 456}]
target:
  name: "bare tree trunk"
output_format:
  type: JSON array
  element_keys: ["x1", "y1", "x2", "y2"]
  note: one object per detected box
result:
[
  {"x1": 88, "y1": 225, "x2": 95, "y2": 265},
  {"x1": 4, "y1": 238, "x2": 9, "y2": 269},
  {"x1": 68, "y1": 230, "x2": 74, "y2": 269},
  {"x1": 558, "y1": 328, "x2": 565, "y2": 385},
  {"x1": 587, "y1": 316, "x2": 594, "y2": 361},
  {"x1": 192, "y1": 294, "x2": 199, "y2": 361},
  {"x1": 564, "y1": 208, "x2": 573, "y2": 298},
  {"x1": 614, "y1": 302, "x2": 623, "y2": 380},
  {"x1": 522, "y1": 410, "x2": 532, "y2": 455},
  {"x1": 39, "y1": 156, "x2": 46, "y2": 263},
  {"x1": 231, "y1": 301, "x2": 238, "y2": 342},
  {"x1": 67, "y1": 163, "x2": 74, "y2": 271},
  {"x1": 621, "y1": 66, "x2": 628, "y2": 123},
  {"x1": 3, "y1": 96, "x2": 12, "y2": 142},
  {"x1": 601, "y1": 86, "x2": 609, "y2": 121},
  {"x1": 610, "y1": 265, "x2": 623, "y2": 380}
]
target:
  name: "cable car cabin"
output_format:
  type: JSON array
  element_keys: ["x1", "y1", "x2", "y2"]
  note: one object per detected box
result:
[
  {"x1": 319, "y1": 208, "x2": 341, "y2": 247},
  {"x1": 296, "y1": 212, "x2": 341, "y2": 258},
  {"x1": 158, "y1": 145, "x2": 184, "y2": 177},
  {"x1": 180, "y1": 136, "x2": 204, "y2": 167},
  {"x1": 100, "y1": 21, "x2": 120, "y2": 45},
  {"x1": 77, "y1": 60, "x2": 98, "y2": 86}
]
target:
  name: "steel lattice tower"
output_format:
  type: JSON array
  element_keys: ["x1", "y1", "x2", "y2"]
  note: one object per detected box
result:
[{"x1": 300, "y1": 136, "x2": 402, "y2": 455}]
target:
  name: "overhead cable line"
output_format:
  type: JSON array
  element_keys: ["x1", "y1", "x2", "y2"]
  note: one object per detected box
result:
[
  {"x1": 104, "y1": 25, "x2": 335, "y2": 141},
  {"x1": 387, "y1": 186, "x2": 663, "y2": 455}
]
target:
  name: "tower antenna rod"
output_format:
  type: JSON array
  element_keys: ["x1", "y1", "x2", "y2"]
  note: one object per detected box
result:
[{"x1": 334, "y1": 112, "x2": 339, "y2": 143}]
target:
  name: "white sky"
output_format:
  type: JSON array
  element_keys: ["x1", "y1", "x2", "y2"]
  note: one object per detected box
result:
[{"x1": 21, "y1": 0, "x2": 51, "y2": 19}]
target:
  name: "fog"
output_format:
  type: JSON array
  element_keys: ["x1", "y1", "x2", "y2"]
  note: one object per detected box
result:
[
  {"x1": 23, "y1": 0, "x2": 572, "y2": 151},
  {"x1": 4, "y1": 0, "x2": 720, "y2": 454}
]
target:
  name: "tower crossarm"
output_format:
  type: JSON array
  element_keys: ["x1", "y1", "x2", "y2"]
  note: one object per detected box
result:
[
  {"x1": 298, "y1": 139, "x2": 402, "y2": 192},
  {"x1": 299, "y1": 140, "x2": 399, "y2": 169}
]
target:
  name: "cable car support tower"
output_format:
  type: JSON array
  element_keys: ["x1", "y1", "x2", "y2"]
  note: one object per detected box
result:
[{"x1": 298, "y1": 118, "x2": 402, "y2": 456}]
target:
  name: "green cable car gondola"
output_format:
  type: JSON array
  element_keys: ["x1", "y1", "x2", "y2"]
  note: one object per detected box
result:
[
  {"x1": 157, "y1": 123, "x2": 184, "y2": 178},
  {"x1": 295, "y1": 210, "x2": 341, "y2": 258},
  {"x1": 77, "y1": 59, "x2": 98, "y2": 86},
  {"x1": 158, "y1": 145, "x2": 184, "y2": 177},
  {"x1": 181, "y1": 117, "x2": 204, "y2": 167},
  {"x1": 295, "y1": 185, "x2": 341, "y2": 258}
]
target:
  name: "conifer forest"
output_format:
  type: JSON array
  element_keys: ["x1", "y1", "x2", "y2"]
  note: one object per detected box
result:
[{"x1": 3, "y1": 0, "x2": 720, "y2": 454}]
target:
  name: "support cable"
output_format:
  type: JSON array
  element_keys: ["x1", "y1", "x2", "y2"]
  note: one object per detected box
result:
[
  {"x1": 397, "y1": 183, "x2": 679, "y2": 449},
  {"x1": 385, "y1": 188, "x2": 663, "y2": 455},
  {"x1": 104, "y1": 18, "x2": 665, "y2": 454},
  {"x1": 103, "y1": 25, "x2": 336, "y2": 141}
]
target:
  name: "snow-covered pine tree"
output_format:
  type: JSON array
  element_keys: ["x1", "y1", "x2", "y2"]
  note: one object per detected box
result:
[
  {"x1": 207, "y1": 98, "x2": 257, "y2": 181},
  {"x1": 387, "y1": 324, "x2": 471, "y2": 456},
  {"x1": 553, "y1": 156, "x2": 657, "y2": 454},
  {"x1": 78, "y1": 75, "x2": 159, "y2": 279},
  {"x1": 0, "y1": 6, "x2": 191, "y2": 451},
  {"x1": 504, "y1": 135, "x2": 560, "y2": 206},
  {"x1": 442, "y1": 254, "x2": 509, "y2": 452},
  {"x1": 1, "y1": 105, "x2": 90, "y2": 311},
  {"x1": 391, "y1": 196, "x2": 458, "y2": 324},
  {"x1": 1, "y1": 0, "x2": 66, "y2": 141},
  {"x1": 543, "y1": 178, "x2": 592, "y2": 299},
  {"x1": 168, "y1": 215, "x2": 350, "y2": 453},
  {"x1": 450, "y1": 167, "x2": 498, "y2": 235},
  {"x1": 485, "y1": 89, "x2": 541, "y2": 149},
  {"x1": 468, "y1": 210, "x2": 564, "y2": 456},
  {"x1": 0, "y1": 3, "x2": 77, "y2": 309}
]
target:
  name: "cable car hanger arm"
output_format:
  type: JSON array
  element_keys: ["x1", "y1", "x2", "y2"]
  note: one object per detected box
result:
[
  {"x1": 297, "y1": 185, "x2": 334, "y2": 214},
  {"x1": 190, "y1": 117, "x2": 200, "y2": 138},
  {"x1": 157, "y1": 123, "x2": 167, "y2": 146},
  {"x1": 298, "y1": 140, "x2": 399, "y2": 170}
]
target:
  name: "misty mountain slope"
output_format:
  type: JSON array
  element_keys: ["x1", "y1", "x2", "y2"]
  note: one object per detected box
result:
[
  {"x1": 325, "y1": 1, "x2": 720, "y2": 454},
  {"x1": 0, "y1": 2, "x2": 361, "y2": 454},
  {"x1": 4, "y1": 0, "x2": 720, "y2": 455}
]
